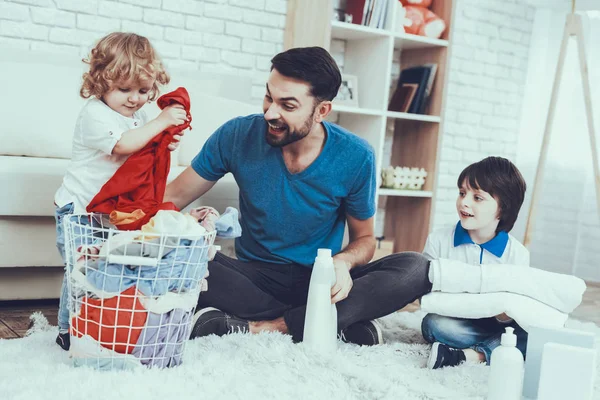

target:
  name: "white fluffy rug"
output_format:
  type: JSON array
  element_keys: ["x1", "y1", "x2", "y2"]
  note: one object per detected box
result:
[{"x1": 1, "y1": 311, "x2": 599, "y2": 400}]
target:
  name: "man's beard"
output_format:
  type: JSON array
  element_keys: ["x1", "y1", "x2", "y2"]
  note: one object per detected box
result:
[{"x1": 265, "y1": 111, "x2": 316, "y2": 148}]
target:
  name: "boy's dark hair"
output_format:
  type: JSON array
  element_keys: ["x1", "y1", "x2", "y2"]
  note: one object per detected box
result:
[
  {"x1": 457, "y1": 156, "x2": 527, "y2": 233},
  {"x1": 270, "y1": 46, "x2": 342, "y2": 103}
]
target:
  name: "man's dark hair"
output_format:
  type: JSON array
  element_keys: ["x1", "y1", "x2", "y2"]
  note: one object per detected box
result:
[
  {"x1": 457, "y1": 156, "x2": 527, "y2": 233},
  {"x1": 270, "y1": 46, "x2": 342, "y2": 103}
]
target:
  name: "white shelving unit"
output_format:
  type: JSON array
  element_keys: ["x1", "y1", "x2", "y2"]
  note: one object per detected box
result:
[
  {"x1": 285, "y1": 0, "x2": 456, "y2": 252},
  {"x1": 378, "y1": 189, "x2": 433, "y2": 198}
]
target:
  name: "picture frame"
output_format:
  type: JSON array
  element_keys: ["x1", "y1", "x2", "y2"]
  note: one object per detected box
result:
[{"x1": 335, "y1": 74, "x2": 359, "y2": 107}]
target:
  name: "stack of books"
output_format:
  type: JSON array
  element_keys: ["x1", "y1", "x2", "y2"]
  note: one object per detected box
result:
[
  {"x1": 345, "y1": 0, "x2": 390, "y2": 29},
  {"x1": 388, "y1": 63, "x2": 438, "y2": 114}
]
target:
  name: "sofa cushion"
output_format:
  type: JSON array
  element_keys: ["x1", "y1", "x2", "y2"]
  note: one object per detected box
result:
[
  {"x1": 0, "y1": 58, "x2": 85, "y2": 159},
  {"x1": 0, "y1": 217, "x2": 63, "y2": 267},
  {"x1": 1, "y1": 156, "x2": 181, "y2": 217},
  {"x1": 169, "y1": 166, "x2": 240, "y2": 211},
  {"x1": 2, "y1": 156, "x2": 239, "y2": 217},
  {"x1": 1, "y1": 156, "x2": 69, "y2": 216}
]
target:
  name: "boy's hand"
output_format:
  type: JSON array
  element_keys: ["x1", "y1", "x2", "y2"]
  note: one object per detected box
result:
[
  {"x1": 157, "y1": 104, "x2": 188, "y2": 129},
  {"x1": 168, "y1": 132, "x2": 184, "y2": 151}
]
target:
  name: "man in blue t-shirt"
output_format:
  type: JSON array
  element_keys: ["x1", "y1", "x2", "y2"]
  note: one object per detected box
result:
[{"x1": 165, "y1": 47, "x2": 432, "y2": 345}]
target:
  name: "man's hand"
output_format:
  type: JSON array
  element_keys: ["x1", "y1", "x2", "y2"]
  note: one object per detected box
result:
[{"x1": 331, "y1": 258, "x2": 353, "y2": 304}]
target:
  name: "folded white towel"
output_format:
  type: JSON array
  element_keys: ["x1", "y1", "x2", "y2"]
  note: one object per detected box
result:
[
  {"x1": 420, "y1": 292, "x2": 569, "y2": 332},
  {"x1": 429, "y1": 258, "x2": 586, "y2": 313},
  {"x1": 480, "y1": 263, "x2": 585, "y2": 313},
  {"x1": 428, "y1": 258, "x2": 482, "y2": 293}
]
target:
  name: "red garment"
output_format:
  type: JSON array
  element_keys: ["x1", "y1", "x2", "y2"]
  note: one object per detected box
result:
[
  {"x1": 70, "y1": 286, "x2": 148, "y2": 354},
  {"x1": 86, "y1": 87, "x2": 192, "y2": 230}
]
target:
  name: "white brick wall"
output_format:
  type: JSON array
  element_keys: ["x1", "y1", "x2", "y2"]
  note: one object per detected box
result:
[
  {"x1": 0, "y1": 0, "x2": 288, "y2": 101},
  {"x1": 426, "y1": 0, "x2": 535, "y2": 233}
]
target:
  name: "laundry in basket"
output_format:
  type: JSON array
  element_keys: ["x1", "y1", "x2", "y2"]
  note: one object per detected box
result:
[{"x1": 63, "y1": 212, "x2": 217, "y2": 370}]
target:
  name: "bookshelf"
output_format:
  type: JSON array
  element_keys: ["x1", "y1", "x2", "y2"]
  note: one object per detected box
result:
[{"x1": 284, "y1": 0, "x2": 455, "y2": 253}]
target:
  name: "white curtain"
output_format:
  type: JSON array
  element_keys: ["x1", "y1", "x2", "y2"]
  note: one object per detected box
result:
[{"x1": 514, "y1": 9, "x2": 600, "y2": 282}]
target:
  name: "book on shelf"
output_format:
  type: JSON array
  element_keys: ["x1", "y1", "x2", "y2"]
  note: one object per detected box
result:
[
  {"x1": 388, "y1": 63, "x2": 438, "y2": 114},
  {"x1": 345, "y1": 0, "x2": 388, "y2": 29},
  {"x1": 388, "y1": 83, "x2": 418, "y2": 113}
]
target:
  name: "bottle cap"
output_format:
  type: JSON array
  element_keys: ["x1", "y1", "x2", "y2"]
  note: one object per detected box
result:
[
  {"x1": 501, "y1": 326, "x2": 517, "y2": 347},
  {"x1": 317, "y1": 248, "x2": 332, "y2": 258}
]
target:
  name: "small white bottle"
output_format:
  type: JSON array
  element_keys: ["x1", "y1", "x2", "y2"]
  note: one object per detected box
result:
[
  {"x1": 303, "y1": 248, "x2": 338, "y2": 354},
  {"x1": 487, "y1": 327, "x2": 524, "y2": 400}
]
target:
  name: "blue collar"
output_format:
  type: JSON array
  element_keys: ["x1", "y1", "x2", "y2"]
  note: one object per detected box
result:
[{"x1": 453, "y1": 221, "x2": 509, "y2": 258}]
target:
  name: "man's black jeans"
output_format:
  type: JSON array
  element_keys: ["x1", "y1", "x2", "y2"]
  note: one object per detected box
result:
[{"x1": 197, "y1": 252, "x2": 433, "y2": 342}]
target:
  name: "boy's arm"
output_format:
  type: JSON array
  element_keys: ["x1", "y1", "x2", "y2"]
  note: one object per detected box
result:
[{"x1": 113, "y1": 105, "x2": 187, "y2": 155}]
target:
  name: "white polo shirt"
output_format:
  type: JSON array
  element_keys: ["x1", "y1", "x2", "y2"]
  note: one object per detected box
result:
[
  {"x1": 55, "y1": 98, "x2": 148, "y2": 213},
  {"x1": 423, "y1": 221, "x2": 530, "y2": 266}
]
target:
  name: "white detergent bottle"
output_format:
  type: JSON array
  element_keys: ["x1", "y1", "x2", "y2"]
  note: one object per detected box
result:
[
  {"x1": 303, "y1": 248, "x2": 338, "y2": 354},
  {"x1": 487, "y1": 327, "x2": 524, "y2": 400}
]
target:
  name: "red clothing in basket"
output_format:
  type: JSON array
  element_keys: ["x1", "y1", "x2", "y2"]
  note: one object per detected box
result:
[{"x1": 70, "y1": 286, "x2": 148, "y2": 354}]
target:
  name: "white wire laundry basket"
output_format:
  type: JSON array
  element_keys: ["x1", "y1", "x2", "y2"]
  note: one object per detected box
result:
[{"x1": 63, "y1": 213, "x2": 216, "y2": 370}]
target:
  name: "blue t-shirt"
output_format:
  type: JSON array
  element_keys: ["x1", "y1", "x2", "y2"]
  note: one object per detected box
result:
[{"x1": 191, "y1": 114, "x2": 376, "y2": 267}]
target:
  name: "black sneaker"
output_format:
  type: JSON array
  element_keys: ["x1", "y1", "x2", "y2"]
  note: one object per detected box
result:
[
  {"x1": 427, "y1": 342, "x2": 466, "y2": 369},
  {"x1": 341, "y1": 320, "x2": 383, "y2": 346},
  {"x1": 56, "y1": 331, "x2": 70, "y2": 351},
  {"x1": 189, "y1": 307, "x2": 249, "y2": 339}
]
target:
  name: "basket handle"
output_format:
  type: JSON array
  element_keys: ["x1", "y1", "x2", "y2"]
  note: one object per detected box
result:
[{"x1": 107, "y1": 254, "x2": 159, "y2": 267}]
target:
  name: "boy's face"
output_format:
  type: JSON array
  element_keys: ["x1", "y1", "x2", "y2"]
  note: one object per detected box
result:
[
  {"x1": 102, "y1": 78, "x2": 155, "y2": 118},
  {"x1": 262, "y1": 69, "x2": 323, "y2": 148},
  {"x1": 456, "y1": 180, "x2": 500, "y2": 233}
]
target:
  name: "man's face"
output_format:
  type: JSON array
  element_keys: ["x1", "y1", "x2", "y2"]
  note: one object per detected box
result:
[{"x1": 262, "y1": 69, "x2": 319, "y2": 148}]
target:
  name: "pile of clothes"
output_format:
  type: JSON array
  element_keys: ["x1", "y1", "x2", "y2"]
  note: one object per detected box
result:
[
  {"x1": 421, "y1": 258, "x2": 587, "y2": 332},
  {"x1": 68, "y1": 207, "x2": 241, "y2": 369}
]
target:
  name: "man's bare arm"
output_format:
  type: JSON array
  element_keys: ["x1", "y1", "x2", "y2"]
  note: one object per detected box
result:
[
  {"x1": 164, "y1": 166, "x2": 217, "y2": 209},
  {"x1": 330, "y1": 214, "x2": 376, "y2": 303}
]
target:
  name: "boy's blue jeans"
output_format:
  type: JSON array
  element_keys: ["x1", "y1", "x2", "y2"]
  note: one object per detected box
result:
[
  {"x1": 55, "y1": 203, "x2": 93, "y2": 331},
  {"x1": 421, "y1": 313, "x2": 528, "y2": 364}
]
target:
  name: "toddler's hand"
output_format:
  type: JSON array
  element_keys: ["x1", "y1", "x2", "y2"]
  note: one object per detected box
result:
[
  {"x1": 158, "y1": 104, "x2": 188, "y2": 128},
  {"x1": 168, "y1": 132, "x2": 185, "y2": 151}
]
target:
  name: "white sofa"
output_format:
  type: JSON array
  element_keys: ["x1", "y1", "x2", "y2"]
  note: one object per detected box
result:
[{"x1": 0, "y1": 49, "x2": 259, "y2": 300}]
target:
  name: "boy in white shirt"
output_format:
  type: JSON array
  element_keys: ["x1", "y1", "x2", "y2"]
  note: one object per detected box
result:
[
  {"x1": 54, "y1": 32, "x2": 188, "y2": 350},
  {"x1": 421, "y1": 156, "x2": 529, "y2": 369}
]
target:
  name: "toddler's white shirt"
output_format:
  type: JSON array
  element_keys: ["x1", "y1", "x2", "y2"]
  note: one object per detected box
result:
[
  {"x1": 423, "y1": 221, "x2": 530, "y2": 266},
  {"x1": 54, "y1": 98, "x2": 148, "y2": 213}
]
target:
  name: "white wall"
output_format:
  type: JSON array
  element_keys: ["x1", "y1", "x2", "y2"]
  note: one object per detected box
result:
[
  {"x1": 0, "y1": 0, "x2": 288, "y2": 101},
  {"x1": 514, "y1": 7, "x2": 600, "y2": 282}
]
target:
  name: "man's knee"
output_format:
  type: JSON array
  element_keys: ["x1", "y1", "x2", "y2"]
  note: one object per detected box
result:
[{"x1": 381, "y1": 251, "x2": 430, "y2": 278}]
